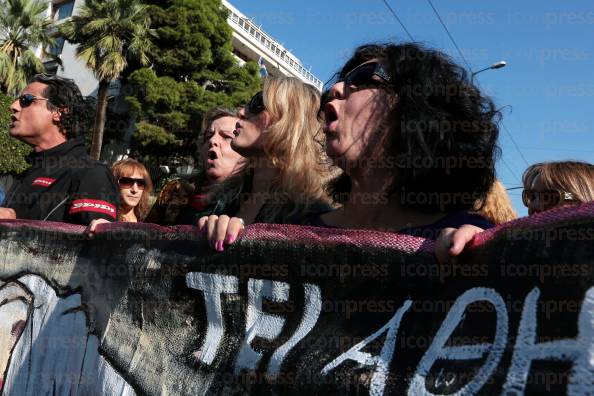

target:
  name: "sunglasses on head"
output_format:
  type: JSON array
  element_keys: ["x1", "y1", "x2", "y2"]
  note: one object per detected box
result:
[
  {"x1": 246, "y1": 91, "x2": 265, "y2": 115},
  {"x1": 522, "y1": 189, "x2": 574, "y2": 209},
  {"x1": 18, "y1": 93, "x2": 49, "y2": 108},
  {"x1": 118, "y1": 177, "x2": 146, "y2": 190}
]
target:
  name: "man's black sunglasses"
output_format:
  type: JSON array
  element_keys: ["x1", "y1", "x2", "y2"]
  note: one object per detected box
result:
[
  {"x1": 246, "y1": 91, "x2": 265, "y2": 115},
  {"x1": 18, "y1": 93, "x2": 49, "y2": 108}
]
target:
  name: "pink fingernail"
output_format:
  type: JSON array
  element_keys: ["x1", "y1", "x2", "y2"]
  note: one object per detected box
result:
[
  {"x1": 216, "y1": 241, "x2": 224, "y2": 252},
  {"x1": 225, "y1": 234, "x2": 236, "y2": 244}
]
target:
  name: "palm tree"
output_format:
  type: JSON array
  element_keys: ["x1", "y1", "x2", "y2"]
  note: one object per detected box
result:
[
  {"x1": 61, "y1": 0, "x2": 152, "y2": 160},
  {"x1": 0, "y1": 0, "x2": 57, "y2": 95}
]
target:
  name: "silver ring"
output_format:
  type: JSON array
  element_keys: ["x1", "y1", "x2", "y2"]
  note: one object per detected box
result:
[{"x1": 238, "y1": 218, "x2": 245, "y2": 227}]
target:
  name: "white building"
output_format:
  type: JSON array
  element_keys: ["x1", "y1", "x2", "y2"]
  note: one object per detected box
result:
[
  {"x1": 43, "y1": 0, "x2": 99, "y2": 96},
  {"x1": 44, "y1": 0, "x2": 323, "y2": 94},
  {"x1": 222, "y1": 0, "x2": 323, "y2": 90}
]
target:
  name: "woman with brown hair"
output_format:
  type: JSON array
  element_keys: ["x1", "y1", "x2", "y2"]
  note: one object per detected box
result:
[
  {"x1": 111, "y1": 158, "x2": 153, "y2": 222},
  {"x1": 85, "y1": 158, "x2": 153, "y2": 233},
  {"x1": 145, "y1": 107, "x2": 247, "y2": 225}
]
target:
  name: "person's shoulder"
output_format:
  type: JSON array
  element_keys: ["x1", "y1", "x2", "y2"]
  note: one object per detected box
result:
[
  {"x1": 68, "y1": 157, "x2": 116, "y2": 191},
  {"x1": 397, "y1": 211, "x2": 493, "y2": 240},
  {"x1": 436, "y1": 211, "x2": 494, "y2": 230},
  {"x1": 291, "y1": 202, "x2": 337, "y2": 226},
  {"x1": 72, "y1": 159, "x2": 112, "y2": 178}
]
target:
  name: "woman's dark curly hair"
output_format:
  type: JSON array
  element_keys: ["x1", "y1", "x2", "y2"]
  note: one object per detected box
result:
[
  {"x1": 28, "y1": 74, "x2": 92, "y2": 139},
  {"x1": 334, "y1": 42, "x2": 501, "y2": 212}
]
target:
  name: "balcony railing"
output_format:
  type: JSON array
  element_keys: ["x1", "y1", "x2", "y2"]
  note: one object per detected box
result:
[{"x1": 224, "y1": 7, "x2": 323, "y2": 90}]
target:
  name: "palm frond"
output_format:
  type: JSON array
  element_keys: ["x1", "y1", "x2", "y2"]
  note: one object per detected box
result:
[
  {"x1": 0, "y1": 0, "x2": 56, "y2": 93},
  {"x1": 67, "y1": 0, "x2": 153, "y2": 82}
]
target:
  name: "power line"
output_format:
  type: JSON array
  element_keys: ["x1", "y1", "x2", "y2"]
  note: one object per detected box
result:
[
  {"x1": 423, "y1": 0, "x2": 531, "y2": 174},
  {"x1": 425, "y1": 0, "x2": 472, "y2": 71},
  {"x1": 500, "y1": 157, "x2": 522, "y2": 185},
  {"x1": 518, "y1": 146, "x2": 594, "y2": 154},
  {"x1": 501, "y1": 122, "x2": 530, "y2": 167},
  {"x1": 382, "y1": 0, "x2": 415, "y2": 41}
]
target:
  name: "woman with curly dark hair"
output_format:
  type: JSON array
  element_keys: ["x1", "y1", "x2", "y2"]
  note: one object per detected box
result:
[{"x1": 312, "y1": 42, "x2": 500, "y2": 238}]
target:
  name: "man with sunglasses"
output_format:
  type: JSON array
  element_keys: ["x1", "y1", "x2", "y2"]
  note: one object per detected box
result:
[{"x1": 0, "y1": 74, "x2": 119, "y2": 225}]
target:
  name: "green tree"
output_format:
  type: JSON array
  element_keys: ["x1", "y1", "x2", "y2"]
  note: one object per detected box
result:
[
  {"x1": 0, "y1": 0, "x2": 58, "y2": 94},
  {"x1": 0, "y1": 92, "x2": 31, "y2": 174},
  {"x1": 124, "y1": 0, "x2": 260, "y2": 164},
  {"x1": 60, "y1": 0, "x2": 153, "y2": 160}
]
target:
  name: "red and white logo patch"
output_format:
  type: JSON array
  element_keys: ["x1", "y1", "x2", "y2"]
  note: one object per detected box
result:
[
  {"x1": 31, "y1": 177, "x2": 56, "y2": 187},
  {"x1": 68, "y1": 199, "x2": 117, "y2": 219}
]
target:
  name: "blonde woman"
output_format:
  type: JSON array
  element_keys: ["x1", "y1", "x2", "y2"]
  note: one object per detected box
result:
[
  {"x1": 521, "y1": 161, "x2": 594, "y2": 215},
  {"x1": 199, "y1": 77, "x2": 334, "y2": 251},
  {"x1": 436, "y1": 160, "x2": 594, "y2": 262},
  {"x1": 85, "y1": 158, "x2": 153, "y2": 234},
  {"x1": 476, "y1": 180, "x2": 517, "y2": 225}
]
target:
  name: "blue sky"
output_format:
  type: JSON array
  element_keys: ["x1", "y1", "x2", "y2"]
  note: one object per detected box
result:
[{"x1": 230, "y1": 0, "x2": 594, "y2": 216}]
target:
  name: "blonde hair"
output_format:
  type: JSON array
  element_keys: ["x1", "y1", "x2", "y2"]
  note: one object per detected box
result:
[
  {"x1": 476, "y1": 180, "x2": 517, "y2": 225},
  {"x1": 257, "y1": 77, "x2": 333, "y2": 221},
  {"x1": 111, "y1": 158, "x2": 153, "y2": 221},
  {"x1": 523, "y1": 161, "x2": 594, "y2": 203}
]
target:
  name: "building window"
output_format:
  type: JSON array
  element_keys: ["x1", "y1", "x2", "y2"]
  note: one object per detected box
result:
[
  {"x1": 48, "y1": 36, "x2": 65, "y2": 56},
  {"x1": 53, "y1": 1, "x2": 75, "y2": 21},
  {"x1": 238, "y1": 19, "x2": 244, "y2": 27}
]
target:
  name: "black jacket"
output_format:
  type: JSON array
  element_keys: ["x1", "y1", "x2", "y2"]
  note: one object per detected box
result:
[{"x1": 2, "y1": 138, "x2": 119, "y2": 225}]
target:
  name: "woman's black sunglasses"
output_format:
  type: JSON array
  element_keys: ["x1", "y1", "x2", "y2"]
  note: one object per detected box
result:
[
  {"x1": 246, "y1": 91, "x2": 265, "y2": 115},
  {"x1": 342, "y1": 61, "x2": 391, "y2": 88},
  {"x1": 18, "y1": 93, "x2": 49, "y2": 108},
  {"x1": 320, "y1": 62, "x2": 391, "y2": 111},
  {"x1": 522, "y1": 189, "x2": 574, "y2": 209},
  {"x1": 118, "y1": 177, "x2": 146, "y2": 190}
]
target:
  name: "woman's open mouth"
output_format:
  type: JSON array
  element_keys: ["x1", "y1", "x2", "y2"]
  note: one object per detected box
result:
[{"x1": 324, "y1": 104, "x2": 338, "y2": 133}]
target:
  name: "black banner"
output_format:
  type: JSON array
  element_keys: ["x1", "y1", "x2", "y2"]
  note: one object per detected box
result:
[{"x1": 0, "y1": 202, "x2": 593, "y2": 395}]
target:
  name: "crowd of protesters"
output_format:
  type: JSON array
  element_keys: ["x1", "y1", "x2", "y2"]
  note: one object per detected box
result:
[{"x1": 1, "y1": 41, "x2": 593, "y2": 260}]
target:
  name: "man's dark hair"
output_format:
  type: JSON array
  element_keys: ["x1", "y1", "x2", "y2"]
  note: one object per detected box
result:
[
  {"x1": 28, "y1": 74, "x2": 92, "y2": 139},
  {"x1": 333, "y1": 42, "x2": 501, "y2": 212}
]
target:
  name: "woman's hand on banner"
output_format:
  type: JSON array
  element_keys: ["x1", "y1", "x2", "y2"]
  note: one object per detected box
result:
[
  {"x1": 84, "y1": 218, "x2": 110, "y2": 238},
  {"x1": 0, "y1": 207, "x2": 16, "y2": 219},
  {"x1": 198, "y1": 215, "x2": 245, "y2": 252},
  {"x1": 435, "y1": 225, "x2": 484, "y2": 264}
]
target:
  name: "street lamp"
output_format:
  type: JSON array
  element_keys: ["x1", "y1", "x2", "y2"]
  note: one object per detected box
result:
[{"x1": 471, "y1": 61, "x2": 507, "y2": 83}]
